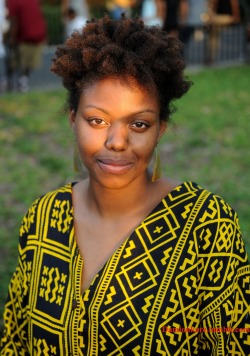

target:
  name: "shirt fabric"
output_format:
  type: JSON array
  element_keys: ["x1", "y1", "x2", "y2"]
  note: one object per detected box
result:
[
  {"x1": 1, "y1": 181, "x2": 250, "y2": 355},
  {"x1": 7, "y1": 0, "x2": 46, "y2": 43}
]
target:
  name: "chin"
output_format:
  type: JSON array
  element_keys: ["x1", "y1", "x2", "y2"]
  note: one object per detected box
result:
[
  {"x1": 99, "y1": 177, "x2": 133, "y2": 190},
  {"x1": 89, "y1": 171, "x2": 138, "y2": 190}
]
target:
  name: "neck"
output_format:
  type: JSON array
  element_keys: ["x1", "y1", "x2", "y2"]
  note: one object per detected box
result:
[{"x1": 85, "y1": 172, "x2": 154, "y2": 218}]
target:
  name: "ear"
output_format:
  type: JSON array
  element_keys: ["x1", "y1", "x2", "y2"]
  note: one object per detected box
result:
[
  {"x1": 158, "y1": 120, "x2": 167, "y2": 140},
  {"x1": 69, "y1": 110, "x2": 76, "y2": 131}
]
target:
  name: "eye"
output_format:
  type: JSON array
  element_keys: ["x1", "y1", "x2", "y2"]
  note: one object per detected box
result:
[
  {"x1": 88, "y1": 118, "x2": 108, "y2": 126},
  {"x1": 130, "y1": 121, "x2": 150, "y2": 130}
]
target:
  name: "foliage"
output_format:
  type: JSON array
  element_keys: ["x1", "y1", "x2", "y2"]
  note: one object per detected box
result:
[{"x1": 42, "y1": 5, "x2": 64, "y2": 45}]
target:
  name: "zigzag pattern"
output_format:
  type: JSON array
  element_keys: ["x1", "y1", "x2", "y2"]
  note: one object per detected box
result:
[{"x1": 1, "y1": 182, "x2": 250, "y2": 356}]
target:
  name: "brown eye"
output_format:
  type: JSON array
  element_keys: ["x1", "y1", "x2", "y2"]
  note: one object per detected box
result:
[
  {"x1": 89, "y1": 118, "x2": 108, "y2": 126},
  {"x1": 131, "y1": 121, "x2": 149, "y2": 129}
]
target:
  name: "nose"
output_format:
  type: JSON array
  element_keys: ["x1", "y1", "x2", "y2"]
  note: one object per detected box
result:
[{"x1": 105, "y1": 123, "x2": 128, "y2": 151}]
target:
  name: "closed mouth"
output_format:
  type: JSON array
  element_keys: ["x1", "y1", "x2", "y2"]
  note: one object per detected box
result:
[{"x1": 97, "y1": 159, "x2": 133, "y2": 174}]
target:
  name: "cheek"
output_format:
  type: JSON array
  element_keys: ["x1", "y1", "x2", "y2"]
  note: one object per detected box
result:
[
  {"x1": 132, "y1": 131, "x2": 157, "y2": 150},
  {"x1": 132, "y1": 137, "x2": 156, "y2": 162},
  {"x1": 77, "y1": 129, "x2": 104, "y2": 151}
]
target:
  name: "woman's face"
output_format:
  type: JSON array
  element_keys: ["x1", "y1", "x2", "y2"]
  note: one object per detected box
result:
[{"x1": 70, "y1": 77, "x2": 166, "y2": 189}]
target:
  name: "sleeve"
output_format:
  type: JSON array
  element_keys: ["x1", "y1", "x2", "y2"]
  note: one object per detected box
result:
[
  {"x1": 0, "y1": 199, "x2": 39, "y2": 355},
  {"x1": 197, "y1": 194, "x2": 250, "y2": 355}
]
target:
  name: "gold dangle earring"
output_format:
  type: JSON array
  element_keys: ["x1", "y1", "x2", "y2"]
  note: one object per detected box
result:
[
  {"x1": 73, "y1": 140, "x2": 82, "y2": 173},
  {"x1": 152, "y1": 145, "x2": 162, "y2": 182}
]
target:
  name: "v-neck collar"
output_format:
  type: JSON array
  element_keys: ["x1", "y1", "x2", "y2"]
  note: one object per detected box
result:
[{"x1": 68, "y1": 181, "x2": 199, "y2": 294}]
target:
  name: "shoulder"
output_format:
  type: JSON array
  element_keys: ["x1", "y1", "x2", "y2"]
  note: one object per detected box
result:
[
  {"x1": 164, "y1": 181, "x2": 239, "y2": 227},
  {"x1": 165, "y1": 182, "x2": 249, "y2": 263},
  {"x1": 19, "y1": 183, "x2": 73, "y2": 238},
  {"x1": 29, "y1": 183, "x2": 73, "y2": 211},
  {"x1": 178, "y1": 182, "x2": 246, "y2": 255}
]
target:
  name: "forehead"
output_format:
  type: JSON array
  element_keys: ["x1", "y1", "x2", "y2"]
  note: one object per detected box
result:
[
  {"x1": 77, "y1": 78, "x2": 159, "y2": 118},
  {"x1": 80, "y1": 77, "x2": 159, "y2": 106},
  {"x1": 82, "y1": 76, "x2": 145, "y2": 93}
]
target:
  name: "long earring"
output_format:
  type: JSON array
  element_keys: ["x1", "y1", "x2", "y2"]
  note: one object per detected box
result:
[
  {"x1": 73, "y1": 141, "x2": 82, "y2": 173},
  {"x1": 152, "y1": 145, "x2": 162, "y2": 182}
]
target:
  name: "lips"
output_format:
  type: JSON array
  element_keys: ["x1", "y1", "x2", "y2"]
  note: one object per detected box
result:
[{"x1": 97, "y1": 158, "x2": 133, "y2": 174}]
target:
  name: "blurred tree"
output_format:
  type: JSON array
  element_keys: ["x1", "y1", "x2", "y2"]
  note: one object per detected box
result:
[{"x1": 41, "y1": 0, "x2": 64, "y2": 44}]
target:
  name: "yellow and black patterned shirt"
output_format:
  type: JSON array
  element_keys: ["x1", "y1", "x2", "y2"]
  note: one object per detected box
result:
[{"x1": 1, "y1": 182, "x2": 250, "y2": 355}]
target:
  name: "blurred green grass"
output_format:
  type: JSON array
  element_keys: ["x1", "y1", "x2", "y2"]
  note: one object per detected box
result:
[
  {"x1": 0, "y1": 65, "x2": 249, "y2": 331},
  {"x1": 162, "y1": 65, "x2": 250, "y2": 244}
]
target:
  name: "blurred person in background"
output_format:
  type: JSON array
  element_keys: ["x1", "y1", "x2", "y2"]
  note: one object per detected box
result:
[
  {"x1": 106, "y1": 0, "x2": 136, "y2": 19},
  {"x1": 62, "y1": 0, "x2": 89, "y2": 19},
  {"x1": 238, "y1": 0, "x2": 250, "y2": 61},
  {"x1": 0, "y1": 0, "x2": 8, "y2": 59},
  {"x1": 4, "y1": 0, "x2": 47, "y2": 92},
  {"x1": 206, "y1": 0, "x2": 241, "y2": 63},
  {"x1": 63, "y1": 6, "x2": 87, "y2": 38},
  {"x1": 157, "y1": 0, "x2": 188, "y2": 38},
  {"x1": 141, "y1": 0, "x2": 163, "y2": 26},
  {"x1": 179, "y1": 0, "x2": 208, "y2": 46}
]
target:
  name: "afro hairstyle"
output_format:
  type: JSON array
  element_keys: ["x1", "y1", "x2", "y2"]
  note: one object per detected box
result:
[{"x1": 51, "y1": 14, "x2": 192, "y2": 122}]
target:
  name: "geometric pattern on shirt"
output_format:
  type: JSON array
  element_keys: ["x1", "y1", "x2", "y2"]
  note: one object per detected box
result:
[{"x1": 1, "y1": 182, "x2": 250, "y2": 356}]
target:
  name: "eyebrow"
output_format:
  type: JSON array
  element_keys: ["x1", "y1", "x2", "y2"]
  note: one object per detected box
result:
[{"x1": 83, "y1": 105, "x2": 157, "y2": 115}]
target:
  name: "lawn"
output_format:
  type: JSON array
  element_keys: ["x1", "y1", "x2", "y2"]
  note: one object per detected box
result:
[{"x1": 0, "y1": 65, "x2": 249, "y2": 331}]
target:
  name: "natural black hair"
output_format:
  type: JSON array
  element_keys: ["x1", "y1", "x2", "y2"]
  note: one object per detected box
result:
[{"x1": 51, "y1": 14, "x2": 191, "y2": 122}]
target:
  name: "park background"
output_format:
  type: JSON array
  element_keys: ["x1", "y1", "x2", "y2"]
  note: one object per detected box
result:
[{"x1": 0, "y1": 0, "x2": 250, "y2": 333}]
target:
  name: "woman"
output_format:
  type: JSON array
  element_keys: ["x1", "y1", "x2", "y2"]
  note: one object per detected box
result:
[
  {"x1": 206, "y1": 0, "x2": 241, "y2": 63},
  {"x1": 1, "y1": 15, "x2": 249, "y2": 355},
  {"x1": 157, "y1": 0, "x2": 188, "y2": 37}
]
